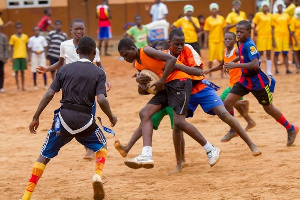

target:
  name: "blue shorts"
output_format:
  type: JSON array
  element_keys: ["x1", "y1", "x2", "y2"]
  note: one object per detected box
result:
[
  {"x1": 41, "y1": 126, "x2": 106, "y2": 159},
  {"x1": 187, "y1": 87, "x2": 224, "y2": 117},
  {"x1": 98, "y1": 26, "x2": 112, "y2": 39}
]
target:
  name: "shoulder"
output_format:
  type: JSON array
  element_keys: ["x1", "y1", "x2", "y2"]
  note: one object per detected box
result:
[
  {"x1": 218, "y1": 15, "x2": 225, "y2": 20},
  {"x1": 48, "y1": 30, "x2": 56, "y2": 35},
  {"x1": 61, "y1": 39, "x2": 72, "y2": 46},
  {"x1": 241, "y1": 11, "x2": 246, "y2": 16},
  {"x1": 227, "y1": 12, "x2": 234, "y2": 17},
  {"x1": 23, "y1": 34, "x2": 29, "y2": 38}
]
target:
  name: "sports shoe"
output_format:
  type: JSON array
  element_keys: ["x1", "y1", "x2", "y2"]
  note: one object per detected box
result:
[
  {"x1": 92, "y1": 174, "x2": 105, "y2": 200},
  {"x1": 221, "y1": 130, "x2": 238, "y2": 142},
  {"x1": 124, "y1": 154, "x2": 154, "y2": 169},
  {"x1": 286, "y1": 70, "x2": 292, "y2": 74},
  {"x1": 207, "y1": 146, "x2": 221, "y2": 167},
  {"x1": 287, "y1": 126, "x2": 299, "y2": 146}
]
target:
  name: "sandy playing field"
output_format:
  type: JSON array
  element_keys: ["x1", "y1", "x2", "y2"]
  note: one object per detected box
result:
[{"x1": 0, "y1": 48, "x2": 300, "y2": 200}]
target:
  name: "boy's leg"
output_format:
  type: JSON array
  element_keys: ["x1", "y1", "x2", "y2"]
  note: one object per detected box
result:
[
  {"x1": 33, "y1": 72, "x2": 37, "y2": 87},
  {"x1": 21, "y1": 129, "x2": 73, "y2": 200},
  {"x1": 114, "y1": 124, "x2": 143, "y2": 157},
  {"x1": 170, "y1": 128, "x2": 185, "y2": 174},
  {"x1": 15, "y1": 71, "x2": 19, "y2": 90},
  {"x1": 0, "y1": 61, "x2": 4, "y2": 90},
  {"x1": 283, "y1": 52, "x2": 291, "y2": 73},
  {"x1": 208, "y1": 61, "x2": 212, "y2": 78},
  {"x1": 43, "y1": 73, "x2": 47, "y2": 87},
  {"x1": 274, "y1": 52, "x2": 279, "y2": 74},
  {"x1": 212, "y1": 105, "x2": 261, "y2": 156},
  {"x1": 21, "y1": 70, "x2": 25, "y2": 91},
  {"x1": 294, "y1": 50, "x2": 300, "y2": 73},
  {"x1": 234, "y1": 100, "x2": 256, "y2": 131}
]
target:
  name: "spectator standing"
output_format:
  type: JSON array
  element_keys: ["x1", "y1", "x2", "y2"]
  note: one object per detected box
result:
[
  {"x1": 37, "y1": 8, "x2": 54, "y2": 37},
  {"x1": 96, "y1": 0, "x2": 112, "y2": 56},
  {"x1": 124, "y1": 15, "x2": 149, "y2": 48},
  {"x1": 226, "y1": 0, "x2": 247, "y2": 33},
  {"x1": 0, "y1": 26, "x2": 9, "y2": 93},
  {"x1": 46, "y1": 20, "x2": 67, "y2": 80},
  {"x1": 149, "y1": 0, "x2": 168, "y2": 22}
]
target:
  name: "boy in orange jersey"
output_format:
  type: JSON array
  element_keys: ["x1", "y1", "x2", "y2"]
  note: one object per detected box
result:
[
  {"x1": 118, "y1": 37, "x2": 221, "y2": 169},
  {"x1": 205, "y1": 32, "x2": 256, "y2": 141}
]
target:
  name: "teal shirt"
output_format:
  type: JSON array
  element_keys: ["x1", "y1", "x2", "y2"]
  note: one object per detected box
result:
[{"x1": 126, "y1": 25, "x2": 149, "y2": 48}]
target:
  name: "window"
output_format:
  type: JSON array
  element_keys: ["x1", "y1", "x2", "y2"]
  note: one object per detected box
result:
[{"x1": 7, "y1": 0, "x2": 51, "y2": 8}]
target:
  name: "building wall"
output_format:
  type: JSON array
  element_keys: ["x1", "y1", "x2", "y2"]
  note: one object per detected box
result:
[{"x1": 1, "y1": 0, "x2": 256, "y2": 40}]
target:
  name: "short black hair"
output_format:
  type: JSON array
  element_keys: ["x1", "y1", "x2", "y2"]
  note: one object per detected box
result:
[
  {"x1": 44, "y1": 8, "x2": 50, "y2": 15},
  {"x1": 71, "y1": 18, "x2": 85, "y2": 28},
  {"x1": 237, "y1": 20, "x2": 251, "y2": 31},
  {"x1": 55, "y1": 20, "x2": 62, "y2": 24},
  {"x1": 225, "y1": 31, "x2": 236, "y2": 39},
  {"x1": 77, "y1": 36, "x2": 96, "y2": 55},
  {"x1": 15, "y1": 22, "x2": 22, "y2": 27},
  {"x1": 156, "y1": 40, "x2": 170, "y2": 50},
  {"x1": 169, "y1": 28, "x2": 184, "y2": 40},
  {"x1": 118, "y1": 38, "x2": 136, "y2": 51}
]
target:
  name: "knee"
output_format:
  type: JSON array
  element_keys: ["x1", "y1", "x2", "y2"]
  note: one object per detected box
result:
[
  {"x1": 263, "y1": 105, "x2": 273, "y2": 115},
  {"x1": 218, "y1": 110, "x2": 232, "y2": 122},
  {"x1": 173, "y1": 120, "x2": 185, "y2": 131},
  {"x1": 224, "y1": 100, "x2": 234, "y2": 111}
]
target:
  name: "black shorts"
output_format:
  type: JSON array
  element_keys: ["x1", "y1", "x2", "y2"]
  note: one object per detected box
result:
[
  {"x1": 148, "y1": 89, "x2": 168, "y2": 109},
  {"x1": 230, "y1": 82, "x2": 273, "y2": 105},
  {"x1": 165, "y1": 78, "x2": 192, "y2": 115}
]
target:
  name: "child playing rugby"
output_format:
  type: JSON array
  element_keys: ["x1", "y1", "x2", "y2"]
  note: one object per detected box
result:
[
  {"x1": 205, "y1": 31, "x2": 256, "y2": 141},
  {"x1": 222, "y1": 20, "x2": 298, "y2": 145},
  {"x1": 20, "y1": 36, "x2": 117, "y2": 200}
]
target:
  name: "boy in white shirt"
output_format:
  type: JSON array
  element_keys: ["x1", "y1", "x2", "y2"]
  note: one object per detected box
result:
[{"x1": 28, "y1": 26, "x2": 48, "y2": 89}]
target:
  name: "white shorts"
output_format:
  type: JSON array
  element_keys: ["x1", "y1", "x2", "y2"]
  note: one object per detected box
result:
[{"x1": 31, "y1": 53, "x2": 46, "y2": 72}]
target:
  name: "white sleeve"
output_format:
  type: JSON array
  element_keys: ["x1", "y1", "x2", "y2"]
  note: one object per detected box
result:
[
  {"x1": 93, "y1": 47, "x2": 101, "y2": 62},
  {"x1": 60, "y1": 42, "x2": 65, "y2": 58},
  {"x1": 27, "y1": 37, "x2": 32, "y2": 48},
  {"x1": 150, "y1": 5, "x2": 155, "y2": 15},
  {"x1": 162, "y1": 4, "x2": 168, "y2": 15}
]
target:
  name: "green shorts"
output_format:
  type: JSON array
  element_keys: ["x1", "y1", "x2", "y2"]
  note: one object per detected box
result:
[
  {"x1": 13, "y1": 58, "x2": 27, "y2": 71},
  {"x1": 220, "y1": 86, "x2": 243, "y2": 101},
  {"x1": 151, "y1": 106, "x2": 173, "y2": 130}
]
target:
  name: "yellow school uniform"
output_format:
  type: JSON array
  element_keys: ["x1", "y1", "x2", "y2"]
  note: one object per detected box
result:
[
  {"x1": 9, "y1": 34, "x2": 29, "y2": 58},
  {"x1": 272, "y1": 13, "x2": 291, "y2": 52},
  {"x1": 253, "y1": 12, "x2": 273, "y2": 51},
  {"x1": 226, "y1": 11, "x2": 247, "y2": 33},
  {"x1": 204, "y1": 15, "x2": 226, "y2": 61},
  {"x1": 284, "y1": 4, "x2": 297, "y2": 18},
  {"x1": 290, "y1": 16, "x2": 300, "y2": 51},
  {"x1": 173, "y1": 17, "x2": 200, "y2": 43}
]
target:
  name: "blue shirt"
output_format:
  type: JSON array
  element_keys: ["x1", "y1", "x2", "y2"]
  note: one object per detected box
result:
[{"x1": 238, "y1": 37, "x2": 269, "y2": 91}]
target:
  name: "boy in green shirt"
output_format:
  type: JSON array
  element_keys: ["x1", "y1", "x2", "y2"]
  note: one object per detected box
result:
[{"x1": 124, "y1": 15, "x2": 149, "y2": 48}]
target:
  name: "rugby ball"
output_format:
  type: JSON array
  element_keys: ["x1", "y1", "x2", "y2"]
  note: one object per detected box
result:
[{"x1": 140, "y1": 69, "x2": 160, "y2": 95}]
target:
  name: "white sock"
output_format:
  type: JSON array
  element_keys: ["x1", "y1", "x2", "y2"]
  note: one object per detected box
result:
[
  {"x1": 267, "y1": 60, "x2": 272, "y2": 75},
  {"x1": 203, "y1": 141, "x2": 214, "y2": 152},
  {"x1": 141, "y1": 146, "x2": 152, "y2": 157}
]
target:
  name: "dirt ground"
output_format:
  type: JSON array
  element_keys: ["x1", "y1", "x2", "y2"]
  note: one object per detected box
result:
[{"x1": 0, "y1": 48, "x2": 300, "y2": 200}]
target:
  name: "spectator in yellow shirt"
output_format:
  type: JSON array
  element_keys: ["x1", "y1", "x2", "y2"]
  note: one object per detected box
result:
[
  {"x1": 284, "y1": 0, "x2": 300, "y2": 17},
  {"x1": 253, "y1": 1, "x2": 273, "y2": 75},
  {"x1": 290, "y1": 7, "x2": 300, "y2": 73},
  {"x1": 204, "y1": 3, "x2": 226, "y2": 78},
  {"x1": 226, "y1": 0, "x2": 247, "y2": 33},
  {"x1": 171, "y1": 4, "x2": 201, "y2": 54},
  {"x1": 9, "y1": 22, "x2": 29, "y2": 91},
  {"x1": 272, "y1": 1, "x2": 292, "y2": 74}
]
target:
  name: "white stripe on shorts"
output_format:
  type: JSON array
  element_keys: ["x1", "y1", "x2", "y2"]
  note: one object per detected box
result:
[
  {"x1": 40, "y1": 129, "x2": 52, "y2": 155},
  {"x1": 180, "y1": 91, "x2": 187, "y2": 115}
]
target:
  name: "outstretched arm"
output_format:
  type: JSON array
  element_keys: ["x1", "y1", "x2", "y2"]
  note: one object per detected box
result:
[
  {"x1": 29, "y1": 89, "x2": 56, "y2": 133},
  {"x1": 97, "y1": 94, "x2": 117, "y2": 127},
  {"x1": 204, "y1": 60, "x2": 224, "y2": 74},
  {"x1": 224, "y1": 58, "x2": 259, "y2": 70},
  {"x1": 37, "y1": 57, "x2": 65, "y2": 74}
]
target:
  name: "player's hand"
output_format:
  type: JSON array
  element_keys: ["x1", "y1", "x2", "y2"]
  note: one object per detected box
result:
[
  {"x1": 138, "y1": 83, "x2": 150, "y2": 95},
  {"x1": 106, "y1": 81, "x2": 112, "y2": 92},
  {"x1": 204, "y1": 69, "x2": 211, "y2": 75},
  {"x1": 223, "y1": 67, "x2": 229, "y2": 76},
  {"x1": 151, "y1": 79, "x2": 164, "y2": 92},
  {"x1": 135, "y1": 73, "x2": 152, "y2": 84},
  {"x1": 36, "y1": 66, "x2": 47, "y2": 74},
  {"x1": 224, "y1": 62, "x2": 236, "y2": 70},
  {"x1": 109, "y1": 115, "x2": 117, "y2": 127},
  {"x1": 29, "y1": 119, "x2": 39, "y2": 134}
]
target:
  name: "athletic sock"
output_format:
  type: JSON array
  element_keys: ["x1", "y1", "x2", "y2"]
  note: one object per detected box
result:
[
  {"x1": 267, "y1": 60, "x2": 272, "y2": 75},
  {"x1": 228, "y1": 109, "x2": 234, "y2": 116},
  {"x1": 141, "y1": 146, "x2": 152, "y2": 157},
  {"x1": 203, "y1": 141, "x2": 214, "y2": 152},
  {"x1": 21, "y1": 162, "x2": 46, "y2": 200},
  {"x1": 95, "y1": 148, "x2": 107, "y2": 178},
  {"x1": 276, "y1": 114, "x2": 294, "y2": 131}
]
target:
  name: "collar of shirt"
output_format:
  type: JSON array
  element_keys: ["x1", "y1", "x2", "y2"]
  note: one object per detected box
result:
[{"x1": 78, "y1": 58, "x2": 92, "y2": 63}]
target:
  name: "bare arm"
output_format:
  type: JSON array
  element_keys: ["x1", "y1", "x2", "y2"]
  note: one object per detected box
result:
[
  {"x1": 224, "y1": 58, "x2": 259, "y2": 70},
  {"x1": 174, "y1": 64, "x2": 203, "y2": 76},
  {"x1": 204, "y1": 60, "x2": 224, "y2": 74},
  {"x1": 226, "y1": 23, "x2": 237, "y2": 30},
  {"x1": 97, "y1": 94, "x2": 117, "y2": 127},
  {"x1": 29, "y1": 89, "x2": 56, "y2": 133},
  {"x1": 204, "y1": 31, "x2": 208, "y2": 48}
]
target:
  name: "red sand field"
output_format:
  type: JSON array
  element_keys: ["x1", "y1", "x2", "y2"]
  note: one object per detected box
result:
[{"x1": 0, "y1": 49, "x2": 300, "y2": 200}]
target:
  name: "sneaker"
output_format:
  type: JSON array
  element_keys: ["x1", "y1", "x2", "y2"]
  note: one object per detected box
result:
[
  {"x1": 275, "y1": 70, "x2": 279, "y2": 75},
  {"x1": 92, "y1": 174, "x2": 105, "y2": 200},
  {"x1": 286, "y1": 70, "x2": 292, "y2": 74},
  {"x1": 221, "y1": 130, "x2": 238, "y2": 142},
  {"x1": 124, "y1": 154, "x2": 154, "y2": 169},
  {"x1": 287, "y1": 126, "x2": 299, "y2": 146},
  {"x1": 207, "y1": 146, "x2": 221, "y2": 167}
]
